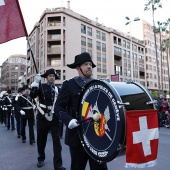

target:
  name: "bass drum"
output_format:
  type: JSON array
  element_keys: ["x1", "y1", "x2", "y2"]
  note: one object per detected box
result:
[{"x1": 78, "y1": 80, "x2": 155, "y2": 163}]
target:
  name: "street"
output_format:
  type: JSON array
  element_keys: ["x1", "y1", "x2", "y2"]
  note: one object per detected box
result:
[{"x1": 0, "y1": 124, "x2": 169, "y2": 170}]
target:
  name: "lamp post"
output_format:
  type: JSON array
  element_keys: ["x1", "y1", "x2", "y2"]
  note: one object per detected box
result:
[
  {"x1": 15, "y1": 75, "x2": 17, "y2": 94},
  {"x1": 125, "y1": 17, "x2": 140, "y2": 81}
]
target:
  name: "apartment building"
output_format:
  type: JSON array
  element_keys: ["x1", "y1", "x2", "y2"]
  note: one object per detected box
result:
[
  {"x1": 27, "y1": 5, "x2": 146, "y2": 88},
  {"x1": 1, "y1": 54, "x2": 27, "y2": 93}
]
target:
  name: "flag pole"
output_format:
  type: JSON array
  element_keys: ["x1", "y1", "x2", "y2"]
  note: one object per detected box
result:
[{"x1": 27, "y1": 37, "x2": 38, "y2": 73}]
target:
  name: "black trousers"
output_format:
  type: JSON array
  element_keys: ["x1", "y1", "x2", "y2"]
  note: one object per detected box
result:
[
  {"x1": 37, "y1": 118, "x2": 63, "y2": 169},
  {"x1": 6, "y1": 108, "x2": 15, "y2": 130},
  {"x1": 69, "y1": 145, "x2": 108, "y2": 170},
  {"x1": 15, "y1": 114, "x2": 21, "y2": 136},
  {"x1": 21, "y1": 116, "x2": 35, "y2": 141}
]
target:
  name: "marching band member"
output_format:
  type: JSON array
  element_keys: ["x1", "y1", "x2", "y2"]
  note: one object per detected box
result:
[
  {"x1": 54, "y1": 52, "x2": 108, "y2": 170},
  {"x1": 17, "y1": 85, "x2": 35, "y2": 144},
  {"x1": 13, "y1": 87, "x2": 23, "y2": 138},
  {"x1": 4, "y1": 90, "x2": 15, "y2": 130},
  {"x1": 30, "y1": 69, "x2": 65, "y2": 170}
]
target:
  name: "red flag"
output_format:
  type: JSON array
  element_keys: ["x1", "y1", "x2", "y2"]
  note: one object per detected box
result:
[
  {"x1": 125, "y1": 110, "x2": 159, "y2": 168},
  {"x1": 0, "y1": 0, "x2": 28, "y2": 44}
]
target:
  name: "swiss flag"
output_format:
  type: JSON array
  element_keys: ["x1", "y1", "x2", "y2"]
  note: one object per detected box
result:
[
  {"x1": 0, "y1": 0, "x2": 27, "y2": 44},
  {"x1": 125, "y1": 110, "x2": 159, "y2": 168}
]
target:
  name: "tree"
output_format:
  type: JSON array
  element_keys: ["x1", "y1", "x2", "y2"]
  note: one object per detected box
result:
[
  {"x1": 162, "y1": 18, "x2": 170, "y2": 93},
  {"x1": 144, "y1": 0, "x2": 162, "y2": 94}
]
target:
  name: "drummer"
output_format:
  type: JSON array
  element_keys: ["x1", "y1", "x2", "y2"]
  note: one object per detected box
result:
[{"x1": 54, "y1": 52, "x2": 108, "y2": 170}]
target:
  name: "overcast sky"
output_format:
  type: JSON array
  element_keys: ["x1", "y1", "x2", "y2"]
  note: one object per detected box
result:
[{"x1": 0, "y1": 0, "x2": 169, "y2": 65}]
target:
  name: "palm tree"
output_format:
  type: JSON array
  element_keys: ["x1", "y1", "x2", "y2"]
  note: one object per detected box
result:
[
  {"x1": 163, "y1": 18, "x2": 170, "y2": 92},
  {"x1": 144, "y1": 0, "x2": 162, "y2": 94},
  {"x1": 161, "y1": 39, "x2": 170, "y2": 92}
]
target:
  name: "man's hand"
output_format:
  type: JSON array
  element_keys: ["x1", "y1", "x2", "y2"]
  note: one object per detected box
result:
[
  {"x1": 68, "y1": 119, "x2": 79, "y2": 129},
  {"x1": 35, "y1": 74, "x2": 41, "y2": 83}
]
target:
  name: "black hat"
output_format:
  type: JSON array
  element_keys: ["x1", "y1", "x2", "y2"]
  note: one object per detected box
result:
[
  {"x1": 22, "y1": 85, "x2": 30, "y2": 90},
  {"x1": 7, "y1": 90, "x2": 12, "y2": 94},
  {"x1": 41, "y1": 68, "x2": 60, "y2": 79},
  {"x1": 18, "y1": 88, "x2": 23, "y2": 93},
  {"x1": 67, "y1": 52, "x2": 96, "y2": 69}
]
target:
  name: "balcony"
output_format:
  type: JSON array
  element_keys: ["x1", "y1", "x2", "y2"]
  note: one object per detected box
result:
[
  {"x1": 114, "y1": 51, "x2": 122, "y2": 60},
  {"x1": 47, "y1": 34, "x2": 61, "y2": 41},
  {"x1": 47, "y1": 46, "x2": 61, "y2": 54}
]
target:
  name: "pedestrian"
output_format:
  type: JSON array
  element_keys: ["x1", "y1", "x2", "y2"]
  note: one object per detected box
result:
[
  {"x1": 54, "y1": 52, "x2": 108, "y2": 170},
  {"x1": 160, "y1": 98, "x2": 169, "y2": 127},
  {"x1": 157, "y1": 94, "x2": 164, "y2": 126},
  {"x1": 4, "y1": 90, "x2": 15, "y2": 131},
  {"x1": 17, "y1": 85, "x2": 35, "y2": 144},
  {"x1": 30, "y1": 68, "x2": 66, "y2": 170}
]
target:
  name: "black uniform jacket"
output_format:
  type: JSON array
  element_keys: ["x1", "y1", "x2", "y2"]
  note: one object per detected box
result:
[
  {"x1": 4, "y1": 95, "x2": 13, "y2": 110},
  {"x1": 54, "y1": 76, "x2": 86, "y2": 147},
  {"x1": 17, "y1": 94, "x2": 34, "y2": 118},
  {"x1": 30, "y1": 83, "x2": 59, "y2": 121}
]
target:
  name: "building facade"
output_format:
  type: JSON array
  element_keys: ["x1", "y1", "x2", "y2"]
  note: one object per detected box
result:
[
  {"x1": 27, "y1": 6, "x2": 146, "y2": 88},
  {"x1": 1, "y1": 54, "x2": 27, "y2": 93}
]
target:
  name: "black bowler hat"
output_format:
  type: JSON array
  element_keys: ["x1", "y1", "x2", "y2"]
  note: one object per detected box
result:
[
  {"x1": 67, "y1": 52, "x2": 96, "y2": 69},
  {"x1": 41, "y1": 68, "x2": 60, "y2": 79},
  {"x1": 22, "y1": 85, "x2": 31, "y2": 90},
  {"x1": 7, "y1": 90, "x2": 12, "y2": 94}
]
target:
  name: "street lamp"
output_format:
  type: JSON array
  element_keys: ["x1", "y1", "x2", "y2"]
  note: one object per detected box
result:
[
  {"x1": 15, "y1": 75, "x2": 17, "y2": 94},
  {"x1": 125, "y1": 17, "x2": 140, "y2": 81}
]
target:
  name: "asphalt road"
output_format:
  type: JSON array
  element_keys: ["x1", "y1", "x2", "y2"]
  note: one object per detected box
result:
[{"x1": 0, "y1": 123, "x2": 169, "y2": 170}]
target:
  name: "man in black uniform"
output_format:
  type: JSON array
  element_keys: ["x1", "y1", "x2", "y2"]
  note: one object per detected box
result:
[
  {"x1": 13, "y1": 87, "x2": 23, "y2": 138},
  {"x1": 54, "y1": 52, "x2": 108, "y2": 170},
  {"x1": 4, "y1": 90, "x2": 15, "y2": 130},
  {"x1": 30, "y1": 69, "x2": 65, "y2": 170},
  {"x1": 17, "y1": 85, "x2": 35, "y2": 144}
]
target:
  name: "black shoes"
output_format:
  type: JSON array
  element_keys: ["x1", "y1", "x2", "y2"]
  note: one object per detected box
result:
[
  {"x1": 18, "y1": 135, "x2": 21, "y2": 138},
  {"x1": 22, "y1": 139, "x2": 26, "y2": 143},
  {"x1": 37, "y1": 160, "x2": 44, "y2": 168},
  {"x1": 55, "y1": 167, "x2": 66, "y2": 170},
  {"x1": 30, "y1": 140, "x2": 35, "y2": 145}
]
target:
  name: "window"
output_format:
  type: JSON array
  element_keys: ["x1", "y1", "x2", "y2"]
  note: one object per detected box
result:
[
  {"x1": 81, "y1": 24, "x2": 86, "y2": 34},
  {"x1": 88, "y1": 38, "x2": 92, "y2": 48},
  {"x1": 97, "y1": 52, "x2": 101, "y2": 62},
  {"x1": 102, "y1": 65, "x2": 107, "y2": 73},
  {"x1": 81, "y1": 48, "x2": 86, "y2": 53},
  {"x1": 123, "y1": 50, "x2": 126, "y2": 57},
  {"x1": 102, "y1": 54, "x2": 106, "y2": 63},
  {"x1": 81, "y1": 36, "x2": 86, "y2": 46},
  {"x1": 96, "y1": 30, "x2": 101, "y2": 39},
  {"x1": 127, "y1": 42, "x2": 130, "y2": 49},
  {"x1": 97, "y1": 64, "x2": 101, "y2": 72},
  {"x1": 102, "y1": 43, "x2": 106, "y2": 52},
  {"x1": 51, "y1": 59, "x2": 61, "y2": 67},
  {"x1": 87, "y1": 27, "x2": 92, "y2": 36},
  {"x1": 96, "y1": 41, "x2": 101, "y2": 50},
  {"x1": 102, "y1": 32, "x2": 106, "y2": 41},
  {"x1": 11, "y1": 65, "x2": 18, "y2": 70},
  {"x1": 123, "y1": 40, "x2": 126, "y2": 48},
  {"x1": 20, "y1": 65, "x2": 25, "y2": 70}
]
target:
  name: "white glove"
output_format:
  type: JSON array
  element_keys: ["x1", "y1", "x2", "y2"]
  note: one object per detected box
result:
[
  {"x1": 33, "y1": 105, "x2": 36, "y2": 110},
  {"x1": 35, "y1": 74, "x2": 41, "y2": 83},
  {"x1": 68, "y1": 119, "x2": 79, "y2": 129},
  {"x1": 20, "y1": 110, "x2": 25, "y2": 115}
]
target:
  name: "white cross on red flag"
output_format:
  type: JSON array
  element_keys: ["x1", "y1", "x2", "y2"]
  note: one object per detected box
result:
[
  {"x1": 125, "y1": 110, "x2": 159, "y2": 168},
  {"x1": 0, "y1": 0, "x2": 27, "y2": 44}
]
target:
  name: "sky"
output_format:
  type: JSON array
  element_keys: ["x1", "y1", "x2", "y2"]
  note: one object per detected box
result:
[{"x1": 0, "y1": 0, "x2": 169, "y2": 65}]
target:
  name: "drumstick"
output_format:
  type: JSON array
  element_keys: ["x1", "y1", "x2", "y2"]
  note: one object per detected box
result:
[{"x1": 78, "y1": 113, "x2": 100, "y2": 124}]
